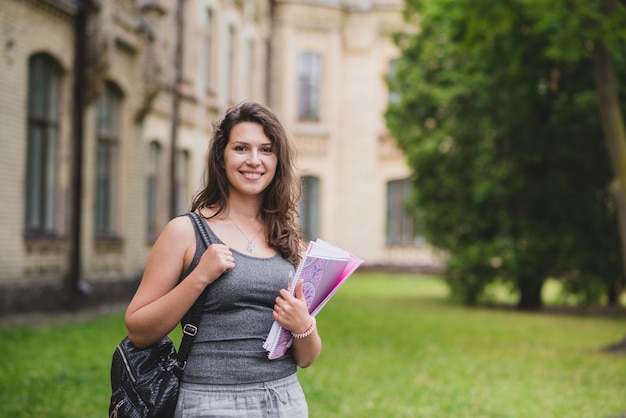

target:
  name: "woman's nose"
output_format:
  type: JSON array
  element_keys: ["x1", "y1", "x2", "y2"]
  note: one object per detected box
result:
[{"x1": 246, "y1": 150, "x2": 261, "y2": 165}]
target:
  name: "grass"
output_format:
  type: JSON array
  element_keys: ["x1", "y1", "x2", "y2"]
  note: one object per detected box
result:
[{"x1": 1, "y1": 272, "x2": 625, "y2": 417}]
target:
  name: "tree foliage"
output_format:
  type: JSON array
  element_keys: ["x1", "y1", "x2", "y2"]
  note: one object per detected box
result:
[{"x1": 386, "y1": 0, "x2": 626, "y2": 308}]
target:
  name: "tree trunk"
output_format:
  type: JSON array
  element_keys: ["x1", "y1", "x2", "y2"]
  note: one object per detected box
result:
[
  {"x1": 517, "y1": 278, "x2": 543, "y2": 310},
  {"x1": 593, "y1": 39, "x2": 626, "y2": 281},
  {"x1": 607, "y1": 282, "x2": 618, "y2": 305}
]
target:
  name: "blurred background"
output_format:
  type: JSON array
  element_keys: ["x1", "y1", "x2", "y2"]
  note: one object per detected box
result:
[
  {"x1": 1, "y1": 0, "x2": 445, "y2": 316},
  {"x1": 2, "y1": 1, "x2": 626, "y2": 417},
  {"x1": 1, "y1": 0, "x2": 626, "y2": 318}
]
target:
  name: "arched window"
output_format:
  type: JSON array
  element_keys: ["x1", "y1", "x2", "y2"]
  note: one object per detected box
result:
[
  {"x1": 95, "y1": 81, "x2": 123, "y2": 238},
  {"x1": 25, "y1": 53, "x2": 63, "y2": 235}
]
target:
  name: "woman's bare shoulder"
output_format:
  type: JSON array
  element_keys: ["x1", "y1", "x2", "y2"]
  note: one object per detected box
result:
[{"x1": 153, "y1": 214, "x2": 196, "y2": 249}]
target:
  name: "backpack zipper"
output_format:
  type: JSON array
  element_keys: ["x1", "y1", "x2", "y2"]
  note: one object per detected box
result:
[
  {"x1": 110, "y1": 400, "x2": 124, "y2": 418},
  {"x1": 116, "y1": 344, "x2": 137, "y2": 383}
]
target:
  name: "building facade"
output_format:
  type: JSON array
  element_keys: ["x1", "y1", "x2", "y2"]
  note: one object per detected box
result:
[{"x1": 0, "y1": 0, "x2": 442, "y2": 315}]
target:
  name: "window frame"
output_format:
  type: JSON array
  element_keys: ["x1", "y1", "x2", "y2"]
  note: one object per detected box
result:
[
  {"x1": 387, "y1": 58, "x2": 401, "y2": 105},
  {"x1": 299, "y1": 175, "x2": 320, "y2": 242},
  {"x1": 94, "y1": 81, "x2": 123, "y2": 239},
  {"x1": 204, "y1": 7, "x2": 215, "y2": 94},
  {"x1": 243, "y1": 37, "x2": 254, "y2": 100},
  {"x1": 146, "y1": 141, "x2": 162, "y2": 241},
  {"x1": 225, "y1": 24, "x2": 236, "y2": 104},
  {"x1": 297, "y1": 51, "x2": 321, "y2": 121},
  {"x1": 386, "y1": 178, "x2": 423, "y2": 246},
  {"x1": 24, "y1": 53, "x2": 63, "y2": 237}
]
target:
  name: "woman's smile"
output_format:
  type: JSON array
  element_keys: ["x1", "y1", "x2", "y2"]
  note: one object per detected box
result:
[{"x1": 240, "y1": 171, "x2": 263, "y2": 180}]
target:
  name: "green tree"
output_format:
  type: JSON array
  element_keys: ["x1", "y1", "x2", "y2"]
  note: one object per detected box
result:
[
  {"x1": 525, "y1": 0, "x2": 626, "y2": 293},
  {"x1": 386, "y1": 0, "x2": 625, "y2": 308}
]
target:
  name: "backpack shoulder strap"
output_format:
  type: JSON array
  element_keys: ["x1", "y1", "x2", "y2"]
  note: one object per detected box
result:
[{"x1": 174, "y1": 212, "x2": 212, "y2": 376}]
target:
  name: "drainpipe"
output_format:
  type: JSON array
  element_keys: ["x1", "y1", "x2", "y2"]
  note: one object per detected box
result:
[
  {"x1": 68, "y1": 0, "x2": 90, "y2": 299},
  {"x1": 169, "y1": 0, "x2": 185, "y2": 219}
]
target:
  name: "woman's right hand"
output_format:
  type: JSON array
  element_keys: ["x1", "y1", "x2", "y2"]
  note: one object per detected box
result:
[{"x1": 196, "y1": 243, "x2": 234, "y2": 285}]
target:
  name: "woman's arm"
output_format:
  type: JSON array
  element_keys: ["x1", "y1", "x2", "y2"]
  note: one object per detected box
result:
[
  {"x1": 272, "y1": 280, "x2": 322, "y2": 368},
  {"x1": 124, "y1": 216, "x2": 234, "y2": 348}
]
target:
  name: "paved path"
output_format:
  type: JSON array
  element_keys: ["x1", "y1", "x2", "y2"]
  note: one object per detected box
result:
[{"x1": 0, "y1": 302, "x2": 127, "y2": 329}]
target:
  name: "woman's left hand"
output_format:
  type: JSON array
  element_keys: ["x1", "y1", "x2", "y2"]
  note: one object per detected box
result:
[
  {"x1": 272, "y1": 280, "x2": 312, "y2": 334},
  {"x1": 273, "y1": 279, "x2": 322, "y2": 368}
]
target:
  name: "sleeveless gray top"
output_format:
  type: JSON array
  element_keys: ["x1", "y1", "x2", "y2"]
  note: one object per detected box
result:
[{"x1": 180, "y1": 214, "x2": 297, "y2": 384}]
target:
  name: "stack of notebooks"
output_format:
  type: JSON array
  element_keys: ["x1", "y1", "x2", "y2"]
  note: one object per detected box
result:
[{"x1": 263, "y1": 239, "x2": 363, "y2": 359}]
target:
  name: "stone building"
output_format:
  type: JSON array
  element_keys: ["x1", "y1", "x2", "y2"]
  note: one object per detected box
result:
[{"x1": 0, "y1": 0, "x2": 441, "y2": 315}]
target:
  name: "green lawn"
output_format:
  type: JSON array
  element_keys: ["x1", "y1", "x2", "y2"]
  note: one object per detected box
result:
[{"x1": 1, "y1": 273, "x2": 625, "y2": 417}]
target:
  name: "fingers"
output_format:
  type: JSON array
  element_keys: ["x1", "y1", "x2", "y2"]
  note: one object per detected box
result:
[
  {"x1": 294, "y1": 279, "x2": 304, "y2": 299},
  {"x1": 220, "y1": 248, "x2": 235, "y2": 272},
  {"x1": 213, "y1": 244, "x2": 233, "y2": 260},
  {"x1": 202, "y1": 244, "x2": 235, "y2": 275},
  {"x1": 273, "y1": 291, "x2": 311, "y2": 334},
  {"x1": 274, "y1": 281, "x2": 307, "y2": 317},
  {"x1": 284, "y1": 279, "x2": 303, "y2": 297}
]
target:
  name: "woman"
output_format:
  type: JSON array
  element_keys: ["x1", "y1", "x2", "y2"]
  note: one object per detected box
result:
[{"x1": 124, "y1": 101, "x2": 321, "y2": 417}]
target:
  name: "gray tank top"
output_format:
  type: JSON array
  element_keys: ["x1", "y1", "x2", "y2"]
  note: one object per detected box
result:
[{"x1": 180, "y1": 213, "x2": 297, "y2": 384}]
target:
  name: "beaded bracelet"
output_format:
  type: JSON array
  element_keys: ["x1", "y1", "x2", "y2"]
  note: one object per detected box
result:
[{"x1": 291, "y1": 316, "x2": 316, "y2": 339}]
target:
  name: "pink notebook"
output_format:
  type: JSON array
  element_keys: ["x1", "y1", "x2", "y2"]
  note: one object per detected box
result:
[{"x1": 263, "y1": 239, "x2": 363, "y2": 359}]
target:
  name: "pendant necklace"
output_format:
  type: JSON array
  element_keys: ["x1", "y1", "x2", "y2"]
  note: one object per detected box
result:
[{"x1": 228, "y1": 215, "x2": 263, "y2": 253}]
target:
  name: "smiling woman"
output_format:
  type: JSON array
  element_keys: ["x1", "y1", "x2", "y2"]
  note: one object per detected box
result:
[{"x1": 123, "y1": 101, "x2": 320, "y2": 417}]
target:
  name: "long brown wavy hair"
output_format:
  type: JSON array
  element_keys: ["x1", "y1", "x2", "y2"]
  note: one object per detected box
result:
[{"x1": 190, "y1": 101, "x2": 303, "y2": 267}]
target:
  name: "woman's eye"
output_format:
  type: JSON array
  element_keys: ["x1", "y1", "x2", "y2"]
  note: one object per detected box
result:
[
  {"x1": 234, "y1": 145, "x2": 246, "y2": 151},
  {"x1": 262, "y1": 147, "x2": 273, "y2": 153}
]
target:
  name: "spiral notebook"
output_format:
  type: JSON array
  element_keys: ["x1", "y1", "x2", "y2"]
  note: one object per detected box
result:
[{"x1": 263, "y1": 239, "x2": 363, "y2": 359}]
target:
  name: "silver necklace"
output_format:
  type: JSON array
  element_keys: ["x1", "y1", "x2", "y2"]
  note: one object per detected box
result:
[{"x1": 228, "y1": 215, "x2": 263, "y2": 253}]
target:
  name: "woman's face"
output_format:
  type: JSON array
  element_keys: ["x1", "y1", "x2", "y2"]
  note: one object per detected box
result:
[{"x1": 223, "y1": 121, "x2": 278, "y2": 198}]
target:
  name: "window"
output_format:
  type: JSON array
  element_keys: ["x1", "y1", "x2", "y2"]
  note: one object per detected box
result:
[
  {"x1": 386, "y1": 179, "x2": 423, "y2": 245},
  {"x1": 299, "y1": 176, "x2": 320, "y2": 241},
  {"x1": 225, "y1": 25, "x2": 236, "y2": 103},
  {"x1": 204, "y1": 8, "x2": 214, "y2": 93},
  {"x1": 388, "y1": 59, "x2": 401, "y2": 105},
  {"x1": 95, "y1": 81, "x2": 123, "y2": 238},
  {"x1": 146, "y1": 141, "x2": 161, "y2": 240},
  {"x1": 174, "y1": 149, "x2": 190, "y2": 216},
  {"x1": 25, "y1": 54, "x2": 63, "y2": 235},
  {"x1": 297, "y1": 51, "x2": 320, "y2": 121},
  {"x1": 243, "y1": 38, "x2": 254, "y2": 99}
]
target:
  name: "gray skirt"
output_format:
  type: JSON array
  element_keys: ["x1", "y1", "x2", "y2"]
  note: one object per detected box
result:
[{"x1": 174, "y1": 373, "x2": 308, "y2": 418}]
